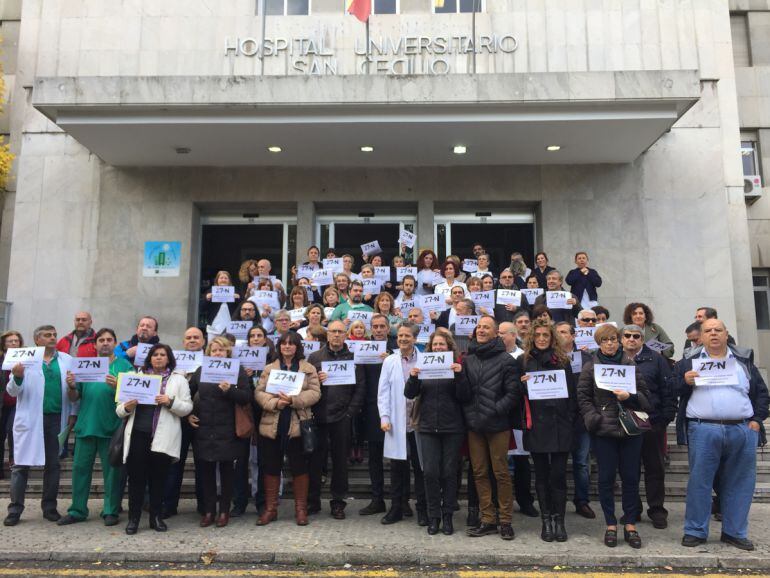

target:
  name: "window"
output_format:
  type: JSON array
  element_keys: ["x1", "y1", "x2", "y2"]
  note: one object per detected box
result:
[
  {"x1": 730, "y1": 13, "x2": 751, "y2": 67},
  {"x1": 260, "y1": 0, "x2": 310, "y2": 16},
  {"x1": 754, "y1": 271, "x2": 770, "y2": 330},
  {"x1": 365, "y1": 0, "x2": 397, "y2": 14},
  {"x1": 741, "y1": 138, "x2": 760, "y2": 178},
  {"x1": 434, "y1": 0, "x2": 483, "y2": 14}
]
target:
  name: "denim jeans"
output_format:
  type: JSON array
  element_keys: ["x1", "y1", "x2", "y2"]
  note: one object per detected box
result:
[
  {"x1": 684, "y1": 421, "x2": 758, "y2": 539},
  {"x1": 571, "y1": 429, "x2": 591, "y2": 506}
]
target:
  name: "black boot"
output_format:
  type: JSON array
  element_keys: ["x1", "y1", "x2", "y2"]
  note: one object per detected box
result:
[
  {"x1": 553, "y1": 514, "x2": 567, "y2": 542},
  {"x1": 540, "y1": 515, "x2": 554, "y2": 542},
  {"x1": 149, "y1": 514, "x2": 167, "y2": 532},
  {"x1": 427, "y1": 518, "x2": 440, "y2": 535},
  {"x1": 466, "y1": 506, "x2": 480, "y2": 528},
  {"x1": 442, "y1": 513, "x2": 454, "y2": 535},
  {"x1": 417, "y1": 509, "x2": 429, "y2": 527},
  {"x1": 125, "y1": 517, "x2": 139, "y2": 535}
]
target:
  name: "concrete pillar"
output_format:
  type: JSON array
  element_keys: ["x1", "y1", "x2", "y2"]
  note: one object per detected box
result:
[
  {"x1": 296, "y1": 200, "x2": 315, "y2": 266},
  {"x1": 417, "y1": 199, "x2": 434, "y2": 254}
]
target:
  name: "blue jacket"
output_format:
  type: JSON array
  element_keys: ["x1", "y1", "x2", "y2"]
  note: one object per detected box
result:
[
  {"x1": 672, "y1": 344, "x2": 768, "y2": 446},
  {"x1": 565, "y1": 268, "x2": 602, "y2": 302}
]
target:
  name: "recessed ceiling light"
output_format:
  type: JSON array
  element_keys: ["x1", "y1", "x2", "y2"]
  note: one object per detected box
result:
[
  {"x1": 360, "y1": 146, "x2": 374, "y2": 152},
  {"x1": 453, "y1": 145, "x2": 467, "y2": 154},
  {"x1": 267, "y1": 146, "x2": 282, "y2": 153},
  {"x1": 175, "y1": 147, "x2": 191, "y2": 154},
  {"x1": 546, "y1": 145, "x2": 562, "y2": 151}
]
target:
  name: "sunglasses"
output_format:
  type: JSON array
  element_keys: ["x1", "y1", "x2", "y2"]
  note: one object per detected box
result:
[
  {"x1": 623, "y1": 333, "x2": 642, "y2": 340},
  {"x1": 581, "y1": 318, "x2": 597, "y2": 323}
]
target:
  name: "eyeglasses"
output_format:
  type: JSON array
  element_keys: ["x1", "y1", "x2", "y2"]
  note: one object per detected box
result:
[
  {"x1": 623, "y1": 333, "x2": 642, "y2": 340},
  {"x1": 600, "y1": 336, "x2": 618, "y2": 343},
  {"x1": 581, "y1": 318, "x2": 597, "y2": 324}
]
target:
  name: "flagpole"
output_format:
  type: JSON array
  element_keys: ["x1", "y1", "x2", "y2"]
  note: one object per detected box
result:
[
  {"x1": 365, "y1": 17, "x2": 370, "y2": 75},
  {"x1": 471, "y1": 0, "x2": 478, "y2": 74},
  {"x1": 259, "y1": 0, "x2": 267, "y2": 76}
]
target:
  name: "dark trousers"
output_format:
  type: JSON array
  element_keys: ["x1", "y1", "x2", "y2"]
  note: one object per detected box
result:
[
  {"x1": 390, "y1": 431, "x2": 426, "y2": 512},
  {"x1": 511, "y1": 455, "x2": 535, "y2": 508},
  {"x1": 309, "y1": 417, "x2": 351, "y2": 507},
  {"x1": 232, "y1": 439, "x2": 259, "y2": 511},
  {"x1": 0, "y1": 404, "x2": 14, "y2": 470},
  {"x1": 419, "y1": 432, "x2": 463, "y2": 519},
  {"x1": 640, "y1": 424, "x2": 667, "y2": 517},
  {"x1": 199, "y1": 459, "x2": 235, "y2": 516},
  {"x1": 531, "y1": 451, "x2": 569, "y2": 517},
  {"x1": 368, "y1": 438, "x2": 385, "y2": 502},
  {"x1": 126, "y1": 429, "x2": 171, "y2": 520},
  {"x1": 593, "y1": 434, "x2": 643, "y2": 526},
  {"x1": 261, "y1": 435, "x2": 308, "y2": 476},
  {"x1": 8, "y1": 413, "x2": 61, "y2": 516},
  {"x1": 162, "y1": 421, "x2": 203, "y2": 515}
]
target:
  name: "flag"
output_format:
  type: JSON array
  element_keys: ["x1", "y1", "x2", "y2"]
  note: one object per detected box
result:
[{"x1": 347, "y1": 0, "x2": 371, "y2": 22}]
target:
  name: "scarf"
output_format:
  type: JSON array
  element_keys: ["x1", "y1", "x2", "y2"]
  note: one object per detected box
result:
[
  {"x1": 149, "y1": 368, "x2": 172, "y2": 437},
  {"x1": 597, "y1": 348, "x2": 624, "y2": 365}
]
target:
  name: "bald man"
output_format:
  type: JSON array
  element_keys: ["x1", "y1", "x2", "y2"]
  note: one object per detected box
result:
[
  {"x1": 675, "y1": 319, "x2": 768, "y2": 551},
  {"x1": 56, "y1": 311, "x2": 97, "y2": 358}
]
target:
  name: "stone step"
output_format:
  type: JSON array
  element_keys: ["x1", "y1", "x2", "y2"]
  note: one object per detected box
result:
[{"x1": 2, "y1": 478, "x2": 768, "y2": 502}]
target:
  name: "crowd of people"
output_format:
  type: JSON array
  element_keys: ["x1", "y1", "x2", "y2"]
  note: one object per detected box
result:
[{"x1": 0, "y1": 244, "x2": 766, "y2": 553}]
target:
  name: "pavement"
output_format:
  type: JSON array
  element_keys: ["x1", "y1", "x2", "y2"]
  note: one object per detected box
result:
[{"x1": 1, "y1": 499, "x2": 769, "y2": 570}]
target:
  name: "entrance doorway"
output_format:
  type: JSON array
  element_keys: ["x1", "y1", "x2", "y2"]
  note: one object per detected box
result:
[
  {"x1": 316, "y1": 216, "x2": 416, "y2": 266},
  {"x1": 434, "y1": 213, "x2": 535, "y2": 273},
  {"x1": 199, "y1": 215, "x2": 297, "y2": 323}
]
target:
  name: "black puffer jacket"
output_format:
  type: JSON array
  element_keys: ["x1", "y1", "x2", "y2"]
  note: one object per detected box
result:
[
  {"x1": 189, "y1": 365, "x2": 252, "y2": 461},
  {"x1": 516, "y1": 348, "x2": 577, "y2": 453},
  {"x1": 631, "y1": 345, "x2": 676, "y2": 426},
  {"x1": 458, "y1": 337, "x2": 519, "y2": 433},
  {"x1": 307, "y1": 344, "x2": 366, "y2": 424},
  {"x1": 577, "y1": 353, "x2": 651, "y2": 438},
  {"x1": 405, "y1": 369, "x2": 470, "y2": 435}
]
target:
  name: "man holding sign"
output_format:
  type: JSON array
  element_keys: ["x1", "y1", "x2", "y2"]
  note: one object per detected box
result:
[
  {"x1": 674, "y1": 319, "x2": 769, "y2": 551},
  {"x1": 115, "y1": 316, "x2": 160, "y2": 365},
  {"x1": 57, "y1": 329, "x2": 134, "y2": 527},
  {"x1": 328, "y1": 281, "x2": 373, "y2": 325},
  {"x1": 307, "y1": 320, "x2": 366, "y2": 519},
  {"x1": 533, "y1": 271, "x2": 580, "y2": 326},
  {"x1": 4, "y1": 326, "x2": 75, "y2": 527},
  {"x1": 458, "y1": 315, "x2": 519, "y2": 540}
]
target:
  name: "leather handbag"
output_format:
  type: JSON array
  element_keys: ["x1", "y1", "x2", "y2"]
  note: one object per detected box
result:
[
  {"x1": 617, "y1": 402, "x2": 651, "y2": 436},
  {"x1": 299, "y1": 417, "x2": 316, "y2": 455},
  {"x1": 108, "y1": 419, "x2": 128, "y2": 467},
  {"x1": 235, "y1": 403, "x2": 255, "y2": 439}
]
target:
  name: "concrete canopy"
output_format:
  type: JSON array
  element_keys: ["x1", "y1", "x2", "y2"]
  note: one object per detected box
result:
[{"x1": 33, "y1": 71, "x2": 700, "y2": 167}]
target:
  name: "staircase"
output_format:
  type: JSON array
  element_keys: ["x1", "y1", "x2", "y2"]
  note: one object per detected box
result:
[{"x1": 2, "y1": 424, "x2": 769, "y2": 501}]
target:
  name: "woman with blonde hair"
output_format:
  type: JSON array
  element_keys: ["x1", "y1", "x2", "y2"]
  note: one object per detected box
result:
[
  {"x1": 187, "y1": 336, "x2": 251, "y2": 528},
  {"x1": 238, "y1": 259, "x2": 259, "y2": 297},
  {"x1": 202, "y1": 271, "x2": 240, "y2": 342},
  {"x1": 517, "y1": 319, "x2": 577, "y2": 543},
  {"x1": 373, "y1": 292, "x2": 401, "y2": 336}
]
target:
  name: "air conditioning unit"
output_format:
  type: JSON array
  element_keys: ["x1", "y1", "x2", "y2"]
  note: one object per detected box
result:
[{"x1": 744, "y1": 174, "x2": 763, "y2": 203}]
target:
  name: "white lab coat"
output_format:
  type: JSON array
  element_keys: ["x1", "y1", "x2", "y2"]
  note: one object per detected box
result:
[
  {"x1": 6, "y1": 352, "x2": 76, "y2": 467},
  {"x1": 377, "y1": 352, "x2": 408, "y2": 460}
]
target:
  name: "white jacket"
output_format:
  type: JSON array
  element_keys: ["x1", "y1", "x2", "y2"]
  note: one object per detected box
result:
[
  {"x1": 6, "y1": 352, "x2": 76, "y2": 466},
  {"x1": 116, "y1": 371, "x2": 192, "y2": 463},
  {"x1": 377, "y1": 352, "x2": 408, "y2": 460}
]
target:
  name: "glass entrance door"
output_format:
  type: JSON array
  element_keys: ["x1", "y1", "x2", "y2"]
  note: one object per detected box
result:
[
  {"x1": 434, "y1": 213, "x2": 535, "y2": 273},
  {"x1": 199, "y1": 215, "x2": 297, "y2": 323},
  {"x1": 317, "y1": 216, "x2": 416, "y2": 265}
]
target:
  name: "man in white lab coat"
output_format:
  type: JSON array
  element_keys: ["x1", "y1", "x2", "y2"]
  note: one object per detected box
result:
[{"x1": 4, "y1": 325, "x2": 75, "y2": 526}]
